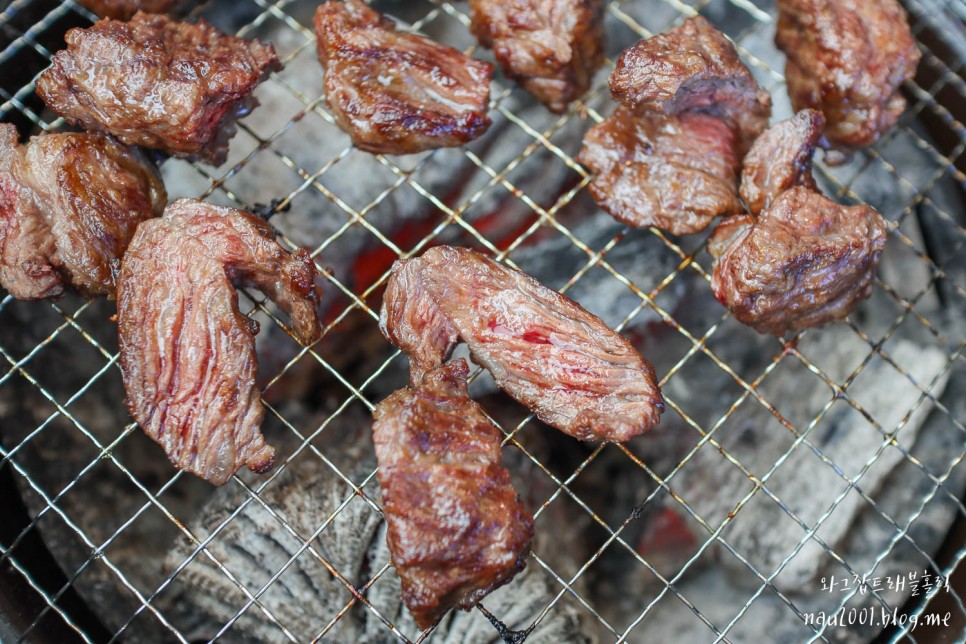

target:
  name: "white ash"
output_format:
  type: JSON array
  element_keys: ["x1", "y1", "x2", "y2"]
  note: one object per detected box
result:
[
  {"x1": 689, "y1": 332, "x2": 950, "y2": 590},
  {"x1": 597, "y1": 363, "x2": 966, "y2": 644},
  {"x1": 161, "y1": 454, "x2": 589, "y2": 643}
]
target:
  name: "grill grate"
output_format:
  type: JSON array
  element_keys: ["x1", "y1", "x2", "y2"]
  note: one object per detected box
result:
[{"x1": 0, "y1": 0, "x2": 964, "y2": 642}]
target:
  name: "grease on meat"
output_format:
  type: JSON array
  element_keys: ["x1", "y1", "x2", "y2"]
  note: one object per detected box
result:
[
  {"x1": 775, "y1": 0, "x2": 921, "y2": 162},
  {"x1": 581, "y1": 16, "x2": 769, "y2": 234},
  {"x1": 36, "y1": 13, "x2": 280, "y2": 165},
  {"x1": 468, "y1": 0, "x2": 604, "y2": 113},
  {"x1": 0, "y1": 124, "x2": 165, "y2": 300},
  {"x1": 373, "y1": 359, "x2": 534, "y2": 630},
  {"x1": 76, "y1": 0, "x2": 198, "y2": 20},
  {"x1": 315, "y1": 0, "x2": 493, "y2": 155},
  {"x1": 118, "y1": 199, "x2": 322, "y2": 485},
  {"x1": 578, "y1": 106, "x2": 741, "y2": 234},
  {"x1": 380, "y1": 246, "x2": 664, "y2": 442},
  {"x1": 709, "y1": 187, "x2": 887, "y2": 336},
  {"x1": 740, "y1": 109, "x2": 824, "y2": 215},
  {"x1": 609, "y1": 16, "x2": 771, "y2": 153}
]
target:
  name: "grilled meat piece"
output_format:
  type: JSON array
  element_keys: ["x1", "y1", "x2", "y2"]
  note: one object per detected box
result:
[
  {"x1": 579, "y1": 105, "x2": 741, "y2": 234},
  {"x1": 314, "y1": 0, "x2": 493, "y2": 155},
  {"x1": 36, "y1": 13, "x2": 281, "y2": 166},
  {"x1": 583, "y1": 17, "x2": 767, "y2": 233},
  {"x1": 708, "y1": 187, "x2": 887, "y2": 336},
  {"x1": 0, "y1": 126, "x2": 58, "y2": 300},
  {"x1": 0, "y1": 124, "x2": 165, "y2": 300},
  {"x1": 609, "y1": 16, "x2": 771, "y2": 153},
  {"x1": 373, "y1": 359, "x2": 534, "y2": 630},
  {"x1": 380, "y1": 246, "x2": 664, "y2": 441},
  {"x1": 76, "y1": 0, "x2": 197, "y2": 20},
  {"x1": 740, "y1": 109, "x2": 824, "y2": 215},
  {"x1": 468, "y1": 0, "x2": 604, "y2": 113},
  {"x1": 775, "y1": 0, "x2": 921, "y2": 163},
  {"x1": 716, "y1": 108, "x2": 890, "y2": 334},
  {"x1": 118, "y1": 198, "x2": 322, "y2": 485}
]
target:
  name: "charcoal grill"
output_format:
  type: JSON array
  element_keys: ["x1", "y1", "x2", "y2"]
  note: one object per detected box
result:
[{"x1": 0, "y1": 0, "x2": 964, "y2": 642}]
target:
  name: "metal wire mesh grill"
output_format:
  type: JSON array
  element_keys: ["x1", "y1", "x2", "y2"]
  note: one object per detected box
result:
[{"x1": 0, "y1": 0, "x2": 964, "y2": 642}]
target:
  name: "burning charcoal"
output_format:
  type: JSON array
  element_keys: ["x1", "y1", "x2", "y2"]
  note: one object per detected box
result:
[
  {"x1": 677, "y1": 331, "x2": 952, "y2": 592},
  {"x1": 2, "y1": 4, "x2": 962, "y2": 644},
  {"x1": 588, "y1": 317, "x2": 962, "y2": 642},
  {"x1": 162, "y1": 444, "x2": 587, "y2": 642}
]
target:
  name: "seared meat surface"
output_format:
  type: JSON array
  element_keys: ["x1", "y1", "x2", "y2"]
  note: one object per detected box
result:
[
  {"x1": 0, "y1": 124, "x2": 165, "y2": 300},
  {"x1": 709, "y1": 187, "x2": 887, "y2": 335},
  {"x1": 468, "y1": 0, "x2": 604, "y2": 113},
  {"x1": 373, "y1": 360, "x2": 534, "y2": 630},
  {"x1": 714, "y1": 111, "x2": 889, "y2": 335},
  {"x1": 118, "y1": 199, "x2": 322, "y2": 485},
  {"x1": 0, "y1": 126, "x2": 58, "y2": 300},
  {"x1": 775, "y1": 0, "x2": 921, "y2": 163},
  {"x1": 609, "y1": 16, "x2": 771, "y2": 153},
  {"x1": 380, "y1": 246, "x2": 664, "y2": 441},
  {"x1": 582, "y1": 16, "x2": 768, "y2": 234},
  {"x1": 740, "y1": 109, "x2": 824, "y2": 215},
  {"x1": 579, "y1": 106, "x2": 741, "y2": 234},
  {"x1": 77, "y1": 0, "x2": 197, "y2": 20},
  {"x1": 315, "y1": 0, "x2": 492, "y2": 155},
  {"x1": 36, "y1": 13, "x2": 280, "y2": 166}
]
